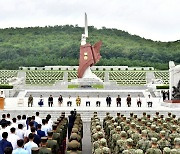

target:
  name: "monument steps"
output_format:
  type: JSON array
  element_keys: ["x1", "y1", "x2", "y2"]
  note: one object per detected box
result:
[{"x1": 0, "y1": 108, "x2": 179, "y2": 122}]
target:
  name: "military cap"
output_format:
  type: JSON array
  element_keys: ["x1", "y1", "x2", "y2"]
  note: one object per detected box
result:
[
  {"x1": 41, "y1": 137, "x2": 48, "y2": 143},
  {"x1": 92, "y1": 133, "x2": 98, "y2": 141},
  {"x1": 147, "y1": 122, "x2": 151, "y2": 127},
  {"x1": 120, "y1": 131, "x2": 127, "y2": 138},
  {"x1": 147, "y1": 114, "x2": 150, "y2": 118},
  {"x1": 126, "y1": 119, "x2": 130, "y2": 124},
  {"x1": 160, "y1": 115, "x2": 164, "y2": 118},
  {"x1": 116, "y1": 126, "x2": 121, "y2": 131},
  {"x1": 136, "y1": 125, "x2": 141, "y2": 131},
  {"x1": 72, "y1": 128, "x2": 78, "y2": 133},
  {"x1": 67, "y1": 140, "x2": 80, "y2": 149},
  {"x1": 163, "y1": 147, "x2": 171, "y2": 154},
  {"x1": 70, "y1": 133, "x2": 79, "y2": 140},
  {"x1": 97, "y1": 132, "x2": 103, "y2": 138},
  {"x1": 141, "y1": 119, "x2": 146, "y2": 124},
  {"x1": 142, "y1": 130, "x2": 147, "y2": 135},
  {"x1": 102, "y1": 147, "x2": 110, "y2": 154},
  {"x1": 163, "y1": 123, "x2": 168, "y2": 128},
  {"x1": 126, "y1": 138, "x2": 133, "y2": 146},
  {"x1": 100, "y1": 138, "x2": 107, "y2": 146},
  {"x1": 114, "y1": 122, "x2": 118, "y2": 127},
  {"x1": 135, "y1": 149, "x2": 143, "y2": 154},
  {"x1": 131, "y1": 122, "x2": 136, "y2": 128},
  {"x1": 117, "y1": 112, "x2": 120, "y2": 115},
  {"x1": 170, "y1": 149, "x2": 177, "y2": 154},
  {"x1": 174, "y1": 138, "x2": 180, "y2": 145},
  {"x1": 160, "y1": 130, "x2": 166, "y2": 136},
  {"x1": 172, "y1": 125, "x2": 177, "y2": 130},
  {"x1": 96, "y1": 125, "x2": 101, "y2": 130},
  {"x1": 31, "y1": 147, "x2": 39, "y2": 154},
  {"x1": 151, "y1": 137, "x2": 158, "y2": 144},
  {"x1": 151, "y1": 124, "x2": 156, "y2": 130},
  {"x1": 52, "y1": 124, "x2": 57, "y2": 130},
  {"x1": 166, "y1": 117, "x2": 170, "y2": 121},
  {"x1": 153, "y1": 117, "x2": 158, "y2": 121}
]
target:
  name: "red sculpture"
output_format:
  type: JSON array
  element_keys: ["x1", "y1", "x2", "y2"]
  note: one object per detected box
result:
[{"x1": 78, "y1": 41, "x2": 102, "y2": 78}]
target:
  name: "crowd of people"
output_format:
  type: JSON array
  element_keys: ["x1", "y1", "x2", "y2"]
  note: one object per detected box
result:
[
  {"x1": 28, "y1": 94, "x2": 153, "y2": 108},
  {"x1": 91, "y1": 111, "x2": 180, "y2": 154},
  {"x1": 0, "y1": 111, "x2": 68, "y2": 154}
]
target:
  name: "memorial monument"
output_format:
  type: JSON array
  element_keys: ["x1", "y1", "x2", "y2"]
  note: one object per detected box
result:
[
  {"x1": 169, "y1": 61, "x2": 180, "y2": 101},
  {"x1": 71, "y1": 13, "x2": 103, "y2": 86}
]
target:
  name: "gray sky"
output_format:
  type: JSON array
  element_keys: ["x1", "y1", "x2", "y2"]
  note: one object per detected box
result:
[{"x1": 0, "y1": 0, "x2": 180, "y2": 42}]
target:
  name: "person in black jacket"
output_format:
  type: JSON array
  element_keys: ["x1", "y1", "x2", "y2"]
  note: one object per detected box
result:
[
  {"x1": 58, "y1": 95, "x2": 63, "y2": 106},
  {"x1": 0, "y1": 132, "x2": 13, "y2": 154},
  {"x1": 106, "y1": 95, "x2": 111, "y2": 107},
  {"x1": 68, "y1": 111, "x2": 75, "y2": 139},
  {"x1": 48, "y1": 95, "x2": 53, "y2": 107}
]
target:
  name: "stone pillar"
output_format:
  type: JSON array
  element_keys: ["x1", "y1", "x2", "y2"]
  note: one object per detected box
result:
[
  {"x1": 63, "y1": 72, "x2": 68, "y2": 82},
  {"x1": 104, "y1": 71, "x2": 109, "y2": 82}
]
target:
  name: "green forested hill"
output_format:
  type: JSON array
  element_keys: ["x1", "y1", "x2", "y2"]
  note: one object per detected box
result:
[{"x1": 0, "y1": 25, "x2": 179, "y2": 70}]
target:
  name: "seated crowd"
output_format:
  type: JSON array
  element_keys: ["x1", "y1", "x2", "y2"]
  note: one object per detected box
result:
[
  {"x1": 0, "y1": 111, "x2": 68, "y2": 154},
  {"x1": 91, "y1": 112, "x2": 180, "y2": 154}
]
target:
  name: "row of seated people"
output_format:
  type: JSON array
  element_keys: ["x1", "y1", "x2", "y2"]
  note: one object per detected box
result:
[
  {"x1": 66, "y1": 110, "x2": 83, "y2": 153},
  {"x1": 102, "y1": 112, "x2": 180, "y2": 154},
  {"x1": 91, "y1": 112, "x2": 111, "y2": 154},
  {"x1": 0, "y1": 112, "x2": 68, "y2": 154}
]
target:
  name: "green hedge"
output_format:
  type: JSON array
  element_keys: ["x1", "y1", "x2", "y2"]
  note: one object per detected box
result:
[
  {"x1": 0, "y1": 85, "x2": 13, "y2": 89},
  {"x1": 156, "y1": 85, "x2": 169, "y2": 89}
]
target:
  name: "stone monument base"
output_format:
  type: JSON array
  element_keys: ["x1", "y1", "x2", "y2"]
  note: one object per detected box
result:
[
  {"x1": 161, "y1": 99, "x2": 180, "y2": 108},
  {"x1": 71, "y1": 78, "x2": 103, "y2": 88}
]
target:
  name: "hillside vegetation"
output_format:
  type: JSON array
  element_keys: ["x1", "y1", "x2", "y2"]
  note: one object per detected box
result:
[{"x1": 0, "y1": 25, "x2": 179, "y2": 70}]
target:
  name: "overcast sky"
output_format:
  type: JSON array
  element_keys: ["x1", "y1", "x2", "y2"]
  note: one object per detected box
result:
[{"x1": 0, "y1": 0, "x2": 180, "y2": 42}]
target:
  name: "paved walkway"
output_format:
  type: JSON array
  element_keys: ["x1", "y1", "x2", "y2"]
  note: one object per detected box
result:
[{"x1": 82, "y1": 122, "x2": 91, "y2": 153}]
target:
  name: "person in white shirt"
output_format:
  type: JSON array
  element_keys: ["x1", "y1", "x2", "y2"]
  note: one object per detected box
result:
[
  {"x1": 12, "y1": 139, "x2": 28, "y2": 154},
  {"x1": 6, "y1": 113, "x2": 13, "y2": 123},
  {"x1": 11, "y1": 118, "x2": 18, "y2": 129},
  {"x1": 16, "y1": 115, "x2": 22, "y2": 125},
  {"x1": 24, "y1": 133, "x2": 38, "y2": 154},
  {"x1": 146, "y1": 94, "x2": 153, "y2": 107},
  {"x1": 137, "y1": 94, "x2": 142, "y2": 107},
  {"x1": 7, "y1": 127, "x2": 20, "y2": 150},
  {"x1": 96, "y1": 95, "x2": 101, "y2": 107},
  {"x1": 0, "y1": 90, "x2": 5, "y2": 98},
  {"x1": 41, "y1": 119, "x2": 49, "y2": 136},
  {"x1": 67, "y1": 95, "x2": 72, "y2": 107},
  {"x1": 86, "y1": 96, "x2": 90, "y2": 106},
  {"x1": 16, "y1": 124, "x2": 24, "y2": 140},
  {"x1": 21, "y1": 115, "x2": 27, "y2": 128},
  {"x1": 35, "y1": 112, "x2": 42, "y2": 125},
  {"x1": 47, "y1": 114, "x2": 53, "y2": 130}
]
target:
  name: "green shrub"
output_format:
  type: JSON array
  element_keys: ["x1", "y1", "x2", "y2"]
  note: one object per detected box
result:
[
  {"x1": 156, "y1": 85, "x2": 169, "y2": 89},
  {"x1": 68, "y1": 84, "x2": 79, "y2": 89},
  {"x1": 0, "y1": 85, "x2": 13, "y2": 89}
]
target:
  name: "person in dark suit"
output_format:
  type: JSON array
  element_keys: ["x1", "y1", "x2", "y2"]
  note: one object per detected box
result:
[
  {"x1": 48, "y1": 95, "x2": 53, "y2": 107},
  {"x1": 31, "y1": 127, "x2": 41, "y2": 146},
  {"x1": 106, "y1": 95, "x2": 111, "y2": 107},
  {"x1": 116, "y1": 95, "x2": 121, "y2": 107},
  {"x1": 0, "y1": 132, "x2": 13, "y2": 154},
  {"x1": 68, "y1": 111, "x2": 75, "y2": 139},
  {"x1": 37, "y1": 124, "x2": 46, "y2": 138}
]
